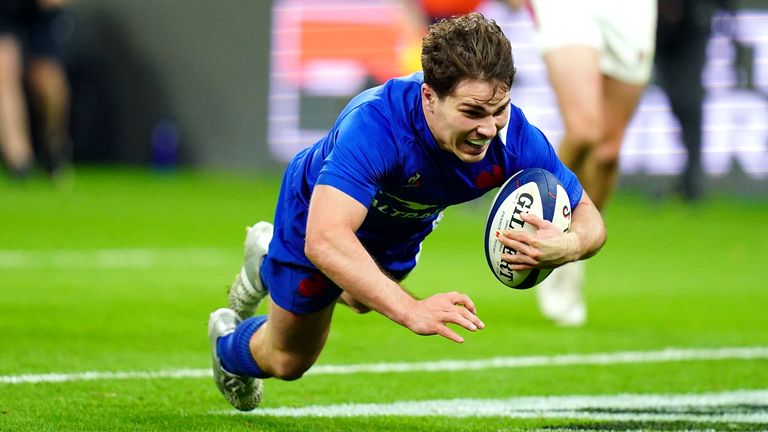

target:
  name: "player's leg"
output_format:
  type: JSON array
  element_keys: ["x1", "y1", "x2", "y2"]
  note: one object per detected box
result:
[
  {"x1": 655, "y1": 42, "x2": 707, "y2": 202},
  {"x1": 209, "y1": 220, "x2": 273, "y2": 411},
  {"x1": 542, "y1": 46, "x2": 604, "y2": 181},
  {"x1": 24, "y1": 6, "x2": 73, "y2": 179},
  {"x1": 539, "y1": 76, "x2": 644, "y2": 326},
  {"x1": 208, "y1": 307, "x2": 264, "y2": 411},
  {"x1": 584, "y1": 0, "x2": 655, "y2": 209},
  {"x1": 209, "y1": 298, "x2": 335, "y2": 410},
  {"x1": 249, "y1": 298, "x2": 335, "y2": 380},
  {"x1": 26, "y1": 56, "x2": 71, "y2": 177},
  {"x1": 583, "y1": 76, "x2": 645, "y2": 210},
  {"x1": 228, "y1": 221, "x2": 274, "y2": 319},
  {"x1": 530, "y1": 0, "x2": 605, "y2": 179},
  {"x1": 537, "y1": 259, "x2": 586, "y2": 326},
  {"x1": 211, "y1": 244, "x2": 343, "y2": 410},
  {"x1": 0, "y1": 35, "x2": 33, "y2": 177},
  {"x1": 535, "y1": 47, "x2": 604, "y2": 326}
]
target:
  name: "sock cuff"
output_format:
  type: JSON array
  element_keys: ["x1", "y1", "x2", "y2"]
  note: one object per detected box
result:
[
  {"x1": 235, "y1": 315, "x2": 269, "y2": 377},
  {"x1": 218, "y1": 315, "x2": 270, "y2": 378}
]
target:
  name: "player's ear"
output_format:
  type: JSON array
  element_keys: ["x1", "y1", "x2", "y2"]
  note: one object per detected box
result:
[{"x1": 421, "y1": 83, "x2": 437, "y2": 113}]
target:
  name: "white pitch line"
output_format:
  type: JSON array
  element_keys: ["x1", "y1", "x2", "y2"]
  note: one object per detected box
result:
[
  {"x1": 0, "y1": 248, "x2": 231, "y2": 269},
  {"x1": 2, "y1": 346, "x2": 767, "y2": 385},
  {"x1": 219, "y1": 389, "x2": 768, "y2": 423},
  {"x1": 306, "y1": 346, "x2": 768, "y2": 375},
  {"x1": 0, "y1": 368, "x2": 209, "y2": 385}
]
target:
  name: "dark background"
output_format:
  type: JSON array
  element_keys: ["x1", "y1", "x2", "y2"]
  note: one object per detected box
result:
[{"x1": 66, "y1": 0, "x2": 273, "y2": 170}]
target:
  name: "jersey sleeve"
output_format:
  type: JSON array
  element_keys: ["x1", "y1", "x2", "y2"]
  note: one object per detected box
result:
[
  {"x1": 316, "y1": 105, "x2": 398, "y2": 207},
  {"x1": 505, "y1": 106, "x2": 584, "y2": 210}
]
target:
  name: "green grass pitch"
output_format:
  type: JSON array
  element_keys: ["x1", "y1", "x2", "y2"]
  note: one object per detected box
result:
[{"x1": 1, "y1": 167, "x2": 767, "y2": 431}]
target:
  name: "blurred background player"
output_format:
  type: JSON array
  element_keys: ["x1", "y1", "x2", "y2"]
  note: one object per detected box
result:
[
  {"x1": 208, "y1": 13, "x2": 605, "y2": 411},
  {"x1": 0, "y1": 0, "x2": 73, "y2": 180},
  {"x1": 655, "y1": 0, "x2": 733, "y2": 202},
  {"x1": 508, "y1": 0, "x2": 657, "y2": 326}
]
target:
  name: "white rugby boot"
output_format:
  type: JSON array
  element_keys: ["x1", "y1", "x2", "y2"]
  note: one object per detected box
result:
[
  {"x1": 228, "y1": 222, "x2": 273, "y2": 320},
  {"x1": 208, "y1": 307, "x2": 263, "y2": 411},
  {"x1": 536, "y1": 260, "x2": 586, "y2": 327}
]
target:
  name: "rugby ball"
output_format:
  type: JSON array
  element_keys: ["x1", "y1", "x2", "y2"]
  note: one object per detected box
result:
[{"x1": 484, "y1": 168, "x2": 572, "y2": 289}]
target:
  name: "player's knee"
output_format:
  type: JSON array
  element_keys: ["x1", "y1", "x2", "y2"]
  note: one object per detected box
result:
[
  {"x1": 270, "y1": 354, "x2": 315, "y2": 381},
  {"x1": 566, "y1": 127, "x2": 602, "y2": 152},
  {"x1": 26, "y1": 60, "x2": 67, "y2": 96},
  {"x1": 338, "y1": 292, "x2": 372, "y2": 314},
  {"x1": 346, "y1": 303, "x2": 372, "y2": 314},
  {"x1": 563, "y1": 112, "x2": 603, "y2": 150},
  {"x1": 594, "y1": 144, "x2": 621, "y2": 170}
]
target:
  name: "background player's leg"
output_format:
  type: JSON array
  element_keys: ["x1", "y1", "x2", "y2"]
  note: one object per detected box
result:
[
  {"x1": 0, "y1": 36, "x2": 33, "y2": 177},
  {"x1": 584, "y1": 76, "x2": 645, "y2": 210},
  {"x1": 26, "y1": 57, "x2": 71, "y2": 177},
  {"x1": 542, "y1": 45, "x2": 604, "y2": 181},
  {"x1": 536, "y1": 45, "x2": 603, "y2": 326}
]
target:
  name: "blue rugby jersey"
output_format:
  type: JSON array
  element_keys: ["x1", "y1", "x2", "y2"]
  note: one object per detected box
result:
[{"x1": 268, "y1": 72, "x2": 583, "y2": 277}]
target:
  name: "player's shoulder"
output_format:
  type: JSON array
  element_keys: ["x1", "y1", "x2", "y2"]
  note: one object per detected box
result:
[
  {"x1": 355, "y1": 72, "x2": 423, "y2": 111},
  {"x1": 337, "y1": 73, "x2": 423, "y2": 130}
]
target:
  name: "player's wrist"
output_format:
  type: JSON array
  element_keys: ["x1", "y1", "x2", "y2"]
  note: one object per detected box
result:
[
  {"x1": 564, "y1": 231, "x2": 584, "y2": 262},
  {"x1": 391, "y1": 295, "x2": 420, "y2": 328}
]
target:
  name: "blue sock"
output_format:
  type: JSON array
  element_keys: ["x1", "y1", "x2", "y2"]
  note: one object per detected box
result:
[{"x1": 216, "y1": 315, "x2": 270, "y2": 378}]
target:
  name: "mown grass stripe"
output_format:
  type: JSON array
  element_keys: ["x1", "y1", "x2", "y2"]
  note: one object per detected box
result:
[{"x1": 2, "y1": 346, "x2": 767, "y2": 385}]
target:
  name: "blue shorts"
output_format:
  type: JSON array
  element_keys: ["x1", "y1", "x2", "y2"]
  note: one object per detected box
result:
[
  {"x1": 0, "y1": 5, "x2": 69, "y2": 60},
  {"x1": 260, "y1": 256, "x2": 342, "y2": 314},
  {"x1": 260, "y1": 255, "x2": 413, "y2": 315}
]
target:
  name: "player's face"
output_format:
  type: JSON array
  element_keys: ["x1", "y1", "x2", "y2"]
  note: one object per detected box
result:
[{"x1": 422, "y1": 79, "x2": 510, "y2": 163}]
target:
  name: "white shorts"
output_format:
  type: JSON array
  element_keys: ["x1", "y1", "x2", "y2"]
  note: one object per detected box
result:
[{"x1": 529, "y1": 0, "x2": 657, "y2": 85}]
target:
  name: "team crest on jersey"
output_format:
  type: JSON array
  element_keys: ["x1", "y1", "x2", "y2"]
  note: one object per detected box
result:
[
  {"x1": 405, "y1": 172, "x2": 421, "y2": 187},
  {"x1": 475, "y1": 164, "x2": 505, "y2": 189}
]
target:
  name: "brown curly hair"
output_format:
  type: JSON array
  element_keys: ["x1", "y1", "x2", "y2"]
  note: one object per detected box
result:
[{"x1": 421, "y1": 13, "x2": 516, "y2": 99}]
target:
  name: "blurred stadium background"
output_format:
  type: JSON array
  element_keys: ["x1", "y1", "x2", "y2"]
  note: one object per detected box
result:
[{"x1": 60, "y1": 0, "x2": 768, "y2": 195}]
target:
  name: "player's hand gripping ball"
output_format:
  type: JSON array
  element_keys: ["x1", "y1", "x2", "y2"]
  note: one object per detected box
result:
[{"x1": 484, "y1": 168, "x2": 571, "y2": 289}]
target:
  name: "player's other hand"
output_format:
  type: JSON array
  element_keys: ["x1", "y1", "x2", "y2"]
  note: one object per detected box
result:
[{"x1": 403, "y1": 292, "x2": 485, "y2": 343}]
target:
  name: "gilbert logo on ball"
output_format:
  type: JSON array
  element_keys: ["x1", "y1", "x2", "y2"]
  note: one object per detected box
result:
[{"x1": 484, "y1": 168, "x2": 571, "y2": 289}]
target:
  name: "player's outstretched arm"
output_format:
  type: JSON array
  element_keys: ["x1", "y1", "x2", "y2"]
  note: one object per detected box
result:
[{"x1": 305, "y1": 185, "x2": 483, "y2": 343}]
